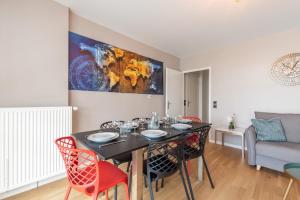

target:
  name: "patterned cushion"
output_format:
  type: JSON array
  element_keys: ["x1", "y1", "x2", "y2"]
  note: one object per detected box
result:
[
  {"x1": 255, "y1": 112, "x2": 300, "y2": 143},
  {"x1": 251, "y1": 118, "x2": 287, "y2": 142}
]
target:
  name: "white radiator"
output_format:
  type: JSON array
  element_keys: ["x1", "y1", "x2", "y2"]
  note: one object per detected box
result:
[{"x1": 0, "y1": 106, "x2": 72, "y2": 196}]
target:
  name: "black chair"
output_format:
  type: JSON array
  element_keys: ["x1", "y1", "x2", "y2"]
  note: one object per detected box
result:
[
  {"x1": 144, "y1": 139, "x2": 192, "y2": 200},
  {"x1": 100, "y1": 121, "x2": 131, "y2": 200},
  {"x1": 132, "y1": 117, "x2": 164, "y2": 192},
  {"x1": 181, "y1": 125, "x2": 214, "y2": 200},
  {"x1": 132, "y1": 117, "x2": 150, "y2": 121}
]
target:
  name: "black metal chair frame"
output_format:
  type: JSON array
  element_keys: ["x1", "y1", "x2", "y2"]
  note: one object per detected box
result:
[
  {"x1": 132, "y1": 117, "x2": 164, "y2": 192},
  {"x1": 181, "y1": 125, "x2": 214, "y2": 200},
  {"x1": 145, "y1": 139, "x2": 193, "y2": 200}
]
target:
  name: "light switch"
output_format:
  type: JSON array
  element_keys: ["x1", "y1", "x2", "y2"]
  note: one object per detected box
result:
[{"x1": 213, "y1": 101, "x2": 217, "y2": 109}]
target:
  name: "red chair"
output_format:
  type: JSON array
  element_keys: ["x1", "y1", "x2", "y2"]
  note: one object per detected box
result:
[
  {"x1": 55, "y1": 136, "x2": 130, "y2": 200},
  {"x1": 183, "y1": 116, "x2": 201, "y2": 123},
  {"x1": 182, "y1": 116, "x2": 201, "y2": 175}
]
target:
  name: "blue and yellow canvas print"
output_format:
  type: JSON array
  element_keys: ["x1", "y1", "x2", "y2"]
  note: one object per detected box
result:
[{"x1": 69, "y1": 32, "x2": 164, "y2": 94}]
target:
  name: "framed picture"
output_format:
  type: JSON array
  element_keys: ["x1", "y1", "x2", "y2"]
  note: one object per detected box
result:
[{"x1": 69, "y1": 32, "x2": 164, "y2": 94}]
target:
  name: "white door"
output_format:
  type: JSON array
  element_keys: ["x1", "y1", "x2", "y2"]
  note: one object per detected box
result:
[
  {"x1": 185, "y1": 72, "x2": 200, "y2": 116},
  {"x1": 166, "y1": 68, "x2": 184, "y2": 117}
]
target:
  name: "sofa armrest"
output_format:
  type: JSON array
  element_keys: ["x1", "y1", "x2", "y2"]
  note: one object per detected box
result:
[{"x1": 245, "y1": 126, "x2": 257, "y2": 165}]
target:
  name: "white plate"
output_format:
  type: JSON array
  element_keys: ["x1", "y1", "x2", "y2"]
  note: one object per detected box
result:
[
  {"x1": 141, "y1": 130, "x2": 168, "y2": 139},
  {"x1": 87, "y1": 132, "x2": 119, "y2": 143},
  {"x1": 171, "y1": 123, "x2": 192, "y2": 130},
  {"x1": 177, "y1": 119, "x2": 192, "y2": 124}
]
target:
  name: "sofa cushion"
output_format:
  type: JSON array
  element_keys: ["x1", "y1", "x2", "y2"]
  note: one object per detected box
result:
[
  {"x1": 251, "y1": 118, "x2": 287, "y2": 142},
  {"x1": 256, "y1": 141, "x2": 300, "y2": 163},
  {"x1": 255, "y1": 112, "x2": 300, "y2": 143}
]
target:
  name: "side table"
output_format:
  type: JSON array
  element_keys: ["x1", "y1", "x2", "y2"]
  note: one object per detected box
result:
[{"x1": 214, "y1": 127, "x2": 246, "y2": 158}]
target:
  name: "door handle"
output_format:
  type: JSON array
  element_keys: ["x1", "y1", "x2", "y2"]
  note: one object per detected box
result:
[
  {"x1": 187, "y1": 101, "x2": 191, "y2": 107},
  {"x1": 167, "y1": 101, "x2": 171, "y2": 109}
]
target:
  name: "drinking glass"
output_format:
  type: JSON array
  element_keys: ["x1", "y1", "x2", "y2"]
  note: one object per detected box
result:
[
  {"x1": 119, "y1": 122, "x2": 130, "y2": 138},
  {"x1": 162, "y1": 116, "x2": 169, "y2": 128},
  {"x1": 174, "y1": 116, "x2": 178, "y2": 124}
]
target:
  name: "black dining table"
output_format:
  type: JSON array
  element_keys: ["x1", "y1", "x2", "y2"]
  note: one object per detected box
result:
[{"x1": 73, "y1": 122, "x2": 211, "y2": 200}]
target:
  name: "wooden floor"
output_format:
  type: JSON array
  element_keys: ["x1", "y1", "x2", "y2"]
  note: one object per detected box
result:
[{"x1": 7, "y1": 143, "x2": 300, "y2": 200}]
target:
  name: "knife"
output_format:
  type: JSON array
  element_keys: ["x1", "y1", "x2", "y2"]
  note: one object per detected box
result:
[{"x1": 99, "y1": 140, "x2": 126, "y2": 148}]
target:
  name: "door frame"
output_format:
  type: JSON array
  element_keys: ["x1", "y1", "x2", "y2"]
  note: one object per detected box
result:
[{"x1": 182, "y1": 67, "x2": 212, "y2": 123}]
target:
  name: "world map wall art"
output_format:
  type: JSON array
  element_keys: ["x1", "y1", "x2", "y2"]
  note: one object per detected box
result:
[{"x1": 69, "y1": 32, "x2": 164, "y2": 94}]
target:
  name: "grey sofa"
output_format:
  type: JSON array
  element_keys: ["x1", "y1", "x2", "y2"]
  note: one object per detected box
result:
[{"x1": 246, "y1": 112, "x2": 300, "y2": 172}]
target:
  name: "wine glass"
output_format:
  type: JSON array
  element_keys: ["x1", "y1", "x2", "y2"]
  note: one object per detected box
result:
[
  {"x1": 139, "y1": 118, "x2": 146, "y2": 130},
  {"x1": 131, "y1": 121, "x2": 139, "y2": 136}
]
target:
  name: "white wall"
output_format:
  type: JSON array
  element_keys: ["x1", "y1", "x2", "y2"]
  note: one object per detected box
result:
[
  {"x1": 69, "y1": 13, "x2": 180, "y2": 132},
  {"x1": 0, "y1": 0, "x2": 69, "y2": 107},
  {"x1": 180, "y1": 28, "x2": 300, "y2": 147}
]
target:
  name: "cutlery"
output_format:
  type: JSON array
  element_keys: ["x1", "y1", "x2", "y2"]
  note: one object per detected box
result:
[{"x1": 99, "y1": 140, "x2": 126, "y2": 148}]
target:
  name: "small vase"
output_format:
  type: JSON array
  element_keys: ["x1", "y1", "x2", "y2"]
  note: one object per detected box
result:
[{"x1": 228, "y1": 122, "x2": 235, "y2": 130}]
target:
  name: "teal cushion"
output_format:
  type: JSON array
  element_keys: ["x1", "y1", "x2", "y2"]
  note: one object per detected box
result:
[{"x1": 251, "y1": 118, "x2": 287, "y2": 142}]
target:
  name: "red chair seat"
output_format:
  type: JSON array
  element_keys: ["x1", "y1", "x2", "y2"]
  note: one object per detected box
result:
[
  {"x1": 75, "y1": 161, "x2": 128, "y2": 195},
  {"x1": 98, "y1": 161, "x2": 128, "y2": 191}
]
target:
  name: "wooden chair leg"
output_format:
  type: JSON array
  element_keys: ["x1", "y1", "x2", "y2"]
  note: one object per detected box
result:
[
  {"x1": 283, "y1": 178, "x2": 293, "y2": 200},
  {"x1": 64, "y1": 186, "x2": 72, "y2": 200}
]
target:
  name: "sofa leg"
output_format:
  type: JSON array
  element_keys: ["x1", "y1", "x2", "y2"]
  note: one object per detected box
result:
[{"x1": 256, "y1": 165, "x2": 261, "y2": 171}]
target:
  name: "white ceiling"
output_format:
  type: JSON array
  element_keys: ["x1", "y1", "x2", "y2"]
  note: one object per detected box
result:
[{"x1": 54, "y1": 0, "x2": 300, "y2": 58}]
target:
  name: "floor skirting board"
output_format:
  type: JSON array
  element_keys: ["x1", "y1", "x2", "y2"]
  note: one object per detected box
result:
[
  {"x1": 209, "y1": 139, "x2": 248, "y2": 151},
  {"x1": 0, "y1": 173, "x2": 66, "y2": 199}
]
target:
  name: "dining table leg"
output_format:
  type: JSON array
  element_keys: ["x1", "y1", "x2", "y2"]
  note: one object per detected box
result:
[
  {"x1": 131, "y1": 149, "x2": 143, "y2": 200},
  {"x1": 197, "y1": 156, "x2": 203, "y2": 182}
]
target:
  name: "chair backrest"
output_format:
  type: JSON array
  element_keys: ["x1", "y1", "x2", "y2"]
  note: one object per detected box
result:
[
  {"x1": 182, "y1": 125, "x2": 211, "y2": 159},
  {"x1": 183, "y1": 116, "x2": 201, "y2": 123},
  {"x1": 182, "y1": 116, "x2": 201, "y2": 144},
  {"x1": 100, "y1": 121, "x2": 124, "y2": 129},
  {"x1": 55, "y1": 136, "x2": 99, "y2": 191},
  {"x1": 146, "y1": 139, "x2": 180, "y2": 179},
  {"x1": 132, "y1": 117, "x2": 150, "y2": 122}
]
